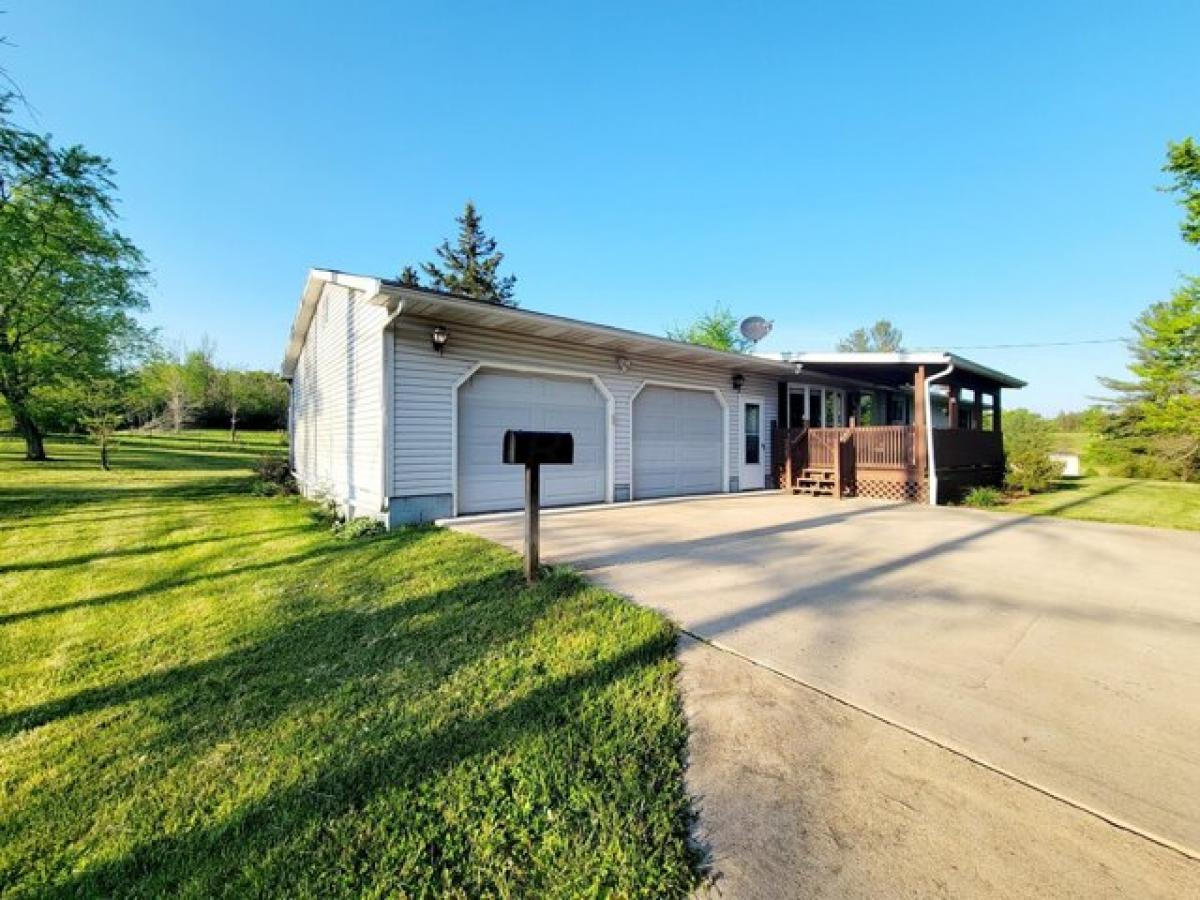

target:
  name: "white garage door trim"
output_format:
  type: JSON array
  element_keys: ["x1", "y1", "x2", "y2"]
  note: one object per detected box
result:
[
  {"x1": 451, "y1": 361, "x2": 615, "y2": 517},
  {"x1": 630, "y1": 380, "x2": 729, "y2": 500}
]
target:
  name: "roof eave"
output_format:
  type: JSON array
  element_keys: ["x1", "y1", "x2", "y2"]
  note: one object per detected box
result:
[
  {"x1": 377, "y1": 284, "x2": 794, "y2": 376},
  {"x1": 280, "y1": 269, "x2": 386, "y2": 376}
]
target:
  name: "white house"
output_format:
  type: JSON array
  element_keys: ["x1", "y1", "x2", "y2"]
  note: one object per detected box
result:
[
  {"x1": 281, "y1": 269, "x2": 1024, "y2": 524},
  {"x1": 282, "y1": 270, "x2": 794, "y2": 526}
]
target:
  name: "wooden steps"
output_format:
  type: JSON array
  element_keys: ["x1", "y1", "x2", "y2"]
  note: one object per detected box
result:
[{"x1": 794, "y1": 467, "x2": 837, "y2": 497}]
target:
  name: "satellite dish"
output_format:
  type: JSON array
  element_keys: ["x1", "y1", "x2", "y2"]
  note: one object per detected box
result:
[{"x1": 739, "y1": 316, "x2": 773, "y2": 344}]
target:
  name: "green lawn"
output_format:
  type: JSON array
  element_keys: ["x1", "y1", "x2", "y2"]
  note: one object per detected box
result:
[
  {"x1": 0, "y1": 434, "x2": 698, "y2": 897},
  {"x1": 1001, "y1": 475, "x2": 1200, "y2": 531}
]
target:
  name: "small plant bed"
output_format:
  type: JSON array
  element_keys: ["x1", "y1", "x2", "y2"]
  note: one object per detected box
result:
[
  {"x1": 961, "y1": 486, "x2": 1004, "y2": 508},
  {"x1": 0, "y1": 435, "x2": 700, "y2": 897}
]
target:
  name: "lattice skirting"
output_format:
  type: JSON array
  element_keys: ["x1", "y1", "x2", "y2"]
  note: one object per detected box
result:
[{"x1": 848, "y1": 478, "x2": 927, "y2": 503}]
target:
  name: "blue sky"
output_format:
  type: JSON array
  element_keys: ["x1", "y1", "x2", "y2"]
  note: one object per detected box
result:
[{"x1": 6, "y1": 1, "x2": 1198, "y2": 413}]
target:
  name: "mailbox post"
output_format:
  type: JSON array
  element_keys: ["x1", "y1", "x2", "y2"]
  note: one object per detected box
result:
[{"x1": 503, "y1": 430, "x2": 574, "y2": 583}]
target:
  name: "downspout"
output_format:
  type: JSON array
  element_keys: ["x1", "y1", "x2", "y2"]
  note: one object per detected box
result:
[
  {"x1": 379, "y1": 301, "x2": 405, "y2": 515},
  {"x1": 923, "y1": 361, "x2": 955, "y2": 506}
]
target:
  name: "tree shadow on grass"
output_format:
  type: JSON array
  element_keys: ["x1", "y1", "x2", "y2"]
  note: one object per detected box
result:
[
  {"x1": 1030, "y1": 480, "x2": 1132, "y2": 515},
  {"x1": 0, "y1": 475, "x2": 254, "y2": 525},
  {"x1": 51, "y1": 636, "x2": 676, "y2": 898},
  {"x1": 4, "y1": 539, "x2": 693, "y2": 897},
  {"x1": 0, "y1": 521, "x2": 367, "y2": 627},
  {"x1": 0, "y1": 524, "x2": 311, "y2": 575}
]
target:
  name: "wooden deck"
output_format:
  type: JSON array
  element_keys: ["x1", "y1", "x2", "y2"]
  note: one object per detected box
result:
[{"x1": 774, "y1": 425, "x2": 1004, "y2": 503}]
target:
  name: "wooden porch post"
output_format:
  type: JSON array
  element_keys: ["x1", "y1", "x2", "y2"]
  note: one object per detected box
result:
[
  {"x1": 947, "y1": 385, "x2": 960, "y2": 429},
  {"x1": 993, "y1": 390, "x2": 1003, "y2": 433},
  {"x1": 913, "y1": 365, "x2": 927, "y2": 480}
]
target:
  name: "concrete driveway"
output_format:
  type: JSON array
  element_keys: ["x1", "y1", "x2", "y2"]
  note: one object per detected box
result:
[{"x1": 452, "y1": 493, "x2": 1200, "y2": 897}]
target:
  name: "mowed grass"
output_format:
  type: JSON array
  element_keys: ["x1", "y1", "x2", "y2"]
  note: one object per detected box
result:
[
  {"x1": 1002, "y1": 475, "x2": 1200, "y2": 531},
  {"x1": 0, "y1": 434, "x2": 698, "y2": 898}
]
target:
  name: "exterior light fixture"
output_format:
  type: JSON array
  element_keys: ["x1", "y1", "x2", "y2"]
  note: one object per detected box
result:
[
  {"x1": 431, "y1": 325, "x2": 449, "y2": 355},
  {"x1": 616, "y1": 356, "x2": 631, "y2": 373},
  {"x1": 731, "y1": 372, "x2": 745, "y2": 392}
]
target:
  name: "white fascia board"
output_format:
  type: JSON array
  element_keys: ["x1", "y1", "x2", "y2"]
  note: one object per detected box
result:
[{"x1": 793, "y1": 351, "x2": 1025, "y2": 389}]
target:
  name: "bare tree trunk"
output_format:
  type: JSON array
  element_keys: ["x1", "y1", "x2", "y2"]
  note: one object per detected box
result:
[
  {"x1": 11, "y1": 403, "x2": 47, "y2": 461},
  {"x1": 99, "y1": 441, "x2": 110, "y2": 470},
  {"x1": 229, "y1": 410, "x2": 238, "y2": 443},
  {"x1": 167, "y1": 391, "x2": 186, "y2": 431}
]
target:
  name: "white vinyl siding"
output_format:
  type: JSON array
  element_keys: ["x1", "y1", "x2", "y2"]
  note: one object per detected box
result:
[
  {"x1": 390, "y1": 315, "x2": 779, "y2": 505},
  {"x1": 289, "y1": 283, "x2": 388, "y2": 516}
]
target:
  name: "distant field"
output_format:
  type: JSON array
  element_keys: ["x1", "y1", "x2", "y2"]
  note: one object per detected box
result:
[
  {"x1": 17, "y1": 428, "x2": 288, "y2": 462},
  {"x1": 1002, "y1": 475, "x2": 1200, "y2": 531},
  {"x1": 119, "y1": 428, "x2": 288, "y2": 452}
]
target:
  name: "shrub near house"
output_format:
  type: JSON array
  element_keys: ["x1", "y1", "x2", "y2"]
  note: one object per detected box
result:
[{"x1": 1003, "y1": 409, "x2": 1064, "y2": 494}]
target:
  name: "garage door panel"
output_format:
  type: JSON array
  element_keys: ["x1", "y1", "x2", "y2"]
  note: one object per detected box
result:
[
  {"x1": 458, "y1": 370, "x2": 607, "y2": 514},
  {"x1": 633, "y1": 386, "x2": 723, "y2": 499}
]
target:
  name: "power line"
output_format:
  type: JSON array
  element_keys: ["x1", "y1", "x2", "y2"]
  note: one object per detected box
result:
[{"x1": 914, "y1": 338, "x2": 1126, "y2": 351}]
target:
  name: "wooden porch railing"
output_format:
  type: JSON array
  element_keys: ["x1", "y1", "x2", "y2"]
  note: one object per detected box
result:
[
  {"x1": 774, "y1": 425, "x2": 920, "y2": 490},
  {"x1": 771, "y1": 424, "x2": 1005, "y2": 501},
  {"x1": 807, "y1": 426, "x2": 917, "y2": 469}
]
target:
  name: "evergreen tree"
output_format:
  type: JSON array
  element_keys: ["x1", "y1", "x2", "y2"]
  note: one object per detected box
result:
[
  {"x1": 1098, "y1": 279, "x2": 1200, "y2": 479},
  {"x1": 421, "y1": 202, "x2": 517, "y2": 305},
  {"x1": 395, "y1": 265, "x2": 421, "y2": 288}
]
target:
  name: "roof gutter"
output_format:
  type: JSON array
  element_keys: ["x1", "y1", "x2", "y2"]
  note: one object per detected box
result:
[{"x1": 923, "y1": 361, "x2": 955, "y2": 506}]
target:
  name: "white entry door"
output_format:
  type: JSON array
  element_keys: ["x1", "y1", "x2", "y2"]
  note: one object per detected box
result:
[{"x1": 741, "y1": 397, "x2": 766, "y2": 490}]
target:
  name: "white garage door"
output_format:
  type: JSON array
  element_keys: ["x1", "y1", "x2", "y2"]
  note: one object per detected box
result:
[
  {"x1": 458, "y1": 369, "x2": 607, "y2": 515},
  {"x1": 633, "y1": 386, "x2": 724, "y2": 499}
]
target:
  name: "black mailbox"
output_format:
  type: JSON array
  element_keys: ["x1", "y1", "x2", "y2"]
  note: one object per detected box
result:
[{"x1": 502, "y1": 430, "x2": 574, "y2": 466}]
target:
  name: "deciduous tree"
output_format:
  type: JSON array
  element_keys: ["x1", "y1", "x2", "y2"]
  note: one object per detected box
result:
[
  {"x1": 666, "y1": 305, "x2": 751, "y2": 353},
  {"x1": 0, "y1": 94, "x2": 149, "y2": 459},
  {"x1": 837, "y1": 320, "x2": 904, "y2": 352},
  {"x1": 75, "y1": 376, "x2": 127, "y2": 470},
  {"x1": 1163, "y1": 137, "x2": 1200, "y2": 247},
  {"x1": 1002, "y1": 409, "x2": 1063, "y2": 493}
]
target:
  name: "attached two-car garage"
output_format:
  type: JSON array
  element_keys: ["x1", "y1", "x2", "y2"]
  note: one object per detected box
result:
[{"x1": 456, "y1": 369, "x2": 726, "y2": 515}]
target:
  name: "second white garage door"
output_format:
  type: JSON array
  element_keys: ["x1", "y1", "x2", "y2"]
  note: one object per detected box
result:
[
  {"x1": 458, "y1": 369, "x2": 608, "y2": 515},
  {"x1": 633, "y1": 386, "x2": 724, "y2": 499}
]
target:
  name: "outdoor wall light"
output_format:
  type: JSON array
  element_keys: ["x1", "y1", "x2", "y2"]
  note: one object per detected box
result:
[
  {"x1": 431, "y1": 325, "x2": 449, "y2": 355},
  {"x1": 616, "y1": 356, "x2": 631, "y2": 373},
  {"x1": 731, "y1": 372, "x2": 745, "y2": 392}
]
